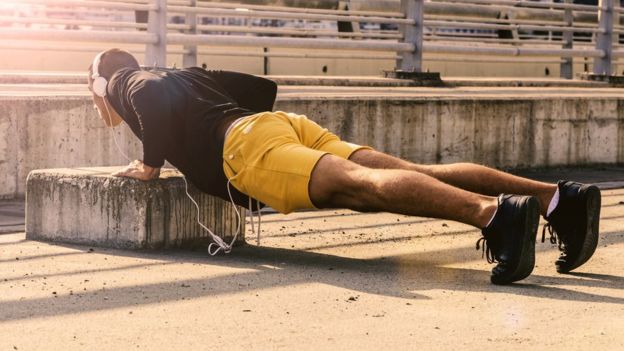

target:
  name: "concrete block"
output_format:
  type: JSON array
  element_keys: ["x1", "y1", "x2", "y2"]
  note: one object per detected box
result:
[
  {"x1": 26, "y1": 167, "x2": 245, "y2": 249},
  {"x1": 14, "y1": 97, "x2": 142, "y2": 197},
  {"x1": 438, "y1": 100, "x2": 476, "y2": 164}
]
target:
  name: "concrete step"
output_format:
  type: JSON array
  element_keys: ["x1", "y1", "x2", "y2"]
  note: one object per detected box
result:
[
  {"x1": 2, "y1": 84, "x2": 624, "y2": 199},
  {"x1": 2, "y1": 82, "x2": 623, "y2": 98},
  {"x1": 513, "y1": 166, "x2": 624, "y2": 189},
  {"x1": 25, "y1": 167, "x2": 245, "y2": 249}
]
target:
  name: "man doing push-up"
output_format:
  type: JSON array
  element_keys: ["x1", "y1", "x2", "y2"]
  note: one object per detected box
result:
[{"x1": 88, "y1": 49, "x2": 601, "y2": 285}]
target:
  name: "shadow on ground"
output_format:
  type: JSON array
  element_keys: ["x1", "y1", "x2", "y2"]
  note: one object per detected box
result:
[{"x1": 1, "y1": 227, "x2": 623, "y2": 323}]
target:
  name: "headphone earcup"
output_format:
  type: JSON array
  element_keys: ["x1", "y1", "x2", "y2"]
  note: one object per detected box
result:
[{"x1": 92, "y1": 76, "x2": 108, "y2": 97}]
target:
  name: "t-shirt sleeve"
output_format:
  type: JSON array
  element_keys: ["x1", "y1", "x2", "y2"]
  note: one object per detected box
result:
[
  {"x1": 208, "y1": 70, "x2": 277, "y2": 112},
  {"x1": 128, "y1": 79, "x2": 170, "y2": 168}
]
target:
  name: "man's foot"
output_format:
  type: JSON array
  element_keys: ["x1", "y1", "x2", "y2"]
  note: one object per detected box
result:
[
  {"x1": 543, "y1": 180, "x2": 601, "y2": 273},
  {"x1": 476, "y1": 195, "x2": 540, "y2": 285}
]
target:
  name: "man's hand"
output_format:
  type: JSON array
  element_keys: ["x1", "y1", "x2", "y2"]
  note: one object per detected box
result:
[{"x1": 112, "y1": 160, "x2": 160, "y2": 181}]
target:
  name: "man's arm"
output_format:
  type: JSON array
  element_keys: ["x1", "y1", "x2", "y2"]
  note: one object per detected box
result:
[
  {"x1": 129, "y1": 78, "x2": 170, "y2": 169},
  {"x1": 208, "y1": 70, "x2": 277, "y2": 112},
  {"x1": 113, "y1": 78, "x2": 169, "y2": 181}
]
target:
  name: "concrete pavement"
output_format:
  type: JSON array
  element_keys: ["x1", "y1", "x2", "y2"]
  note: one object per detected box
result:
[
  {"x1": 2, "y1": 77, "x2": 624, "y2": 349},
  {"x1": 1, "y1": 188, "x2": 623, "y2": 350}
]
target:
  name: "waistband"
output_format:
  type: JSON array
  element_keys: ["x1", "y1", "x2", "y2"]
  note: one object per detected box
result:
[{"x1": 224, "y1": 114, "x2": 254, "y2": 138}]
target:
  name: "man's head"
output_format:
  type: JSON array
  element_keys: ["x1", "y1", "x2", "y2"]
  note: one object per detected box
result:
[
  {"x1": 87, "y1": 48, "x2": 139, "y2": 127},
  {"x1": 87, "y1": 48, "x2": 139, "y2": 90}
]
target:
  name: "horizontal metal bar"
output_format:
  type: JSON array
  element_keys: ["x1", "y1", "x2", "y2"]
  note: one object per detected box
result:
[
  {"x1": 429, "y1": 34, "x2": 572, "y2": 43},
  {"x1": 0, "y1": 16, "x2": 147, "y2": 29},
  {"x1": 2, "y1": 0, "x2": 155, "y2": 11},
  {"x1": 171, "y1": 0, "x2": 405, "y2": 19},
  {"x1": 194, "y1": 49, "x2": 399, "y2": 60},
  {"x1": 512, "y1": 24, "x2": 601, "y2": 33},
  {"x1": 429, "y1": 1, "x2": 597, "y2": 19},
  {"x1": 426, "y1": 14, "x2": 599, "y2": 28},
  {"x1": 425, "y1": 14, "x2": 596, "y2": 27},
  {"x1": 0, "y1": 41, "x2": 145, "y2": 53},
  {"x1": 433, "y1": 34, "x2": 500, "y2": 40},
  {"x1": 424, "y1": 35, "x2": 586, "y2": 46},
  {"x1": 0, "y1": 7, "x2": 139, "y2": 17},
  {"x1": 166, "y1": 6, "x2": 414, "y2": 25},
  {"x1": 0, "y1": 28, "x2": 157, "y2": 44},
  {"x1": 431, "y1": 0, "x2": 599, "y2": 12},
  {"x1": 425, "y1": 20, "x2": 603, "y2": 33},
  {"x1": 430, "y1": 32, "x2": 599, "y2": 44},
  {"x1": 168, "y1": 34, "x2": 414, "y2": 52},
  {"x1": 514, "y1": 47, "x2": 599, "y2": 57},
  {"x1": 423, "y1": 55, "x2": 566, "y2": 63},
  {"x1": 425, "y1": 43, "x2": 604, "y2": 57}
]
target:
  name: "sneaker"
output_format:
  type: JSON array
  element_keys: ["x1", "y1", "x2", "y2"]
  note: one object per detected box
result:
[
  {"x1": 543, "y1": 180, "x2": 601, "y2": 273},
  {"x1": 476, "y1": 194, "x2": 540, "y2": 285}
]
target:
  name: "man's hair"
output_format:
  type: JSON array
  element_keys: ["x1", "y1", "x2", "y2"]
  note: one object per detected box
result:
[{"x1": 87, "y1": 48, "x2": 140, "y2": 89}]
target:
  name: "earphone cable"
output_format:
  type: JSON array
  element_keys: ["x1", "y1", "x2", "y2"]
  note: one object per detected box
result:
[
  {"x1": 103, "y1": 100, "x2": 132, "y2": 163},
  {"x1": 183, "y1": 177, "x2": 242, "y2": 256},
  {"x1": 103, "y1": 97, "x2": 242, "y2": 255}
]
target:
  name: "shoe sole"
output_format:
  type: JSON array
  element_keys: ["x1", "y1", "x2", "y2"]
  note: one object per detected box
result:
[
  {"x1": 491, "y1": 196, "x2": 539, "y2": 285},
  {"x1": 557, "y1": 185, "x2": 601, "y2": 273}
]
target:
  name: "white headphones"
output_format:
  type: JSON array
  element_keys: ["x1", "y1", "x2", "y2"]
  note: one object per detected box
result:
[{"x1": 91, "y1": 51, "x2": 108, "y2": 97}]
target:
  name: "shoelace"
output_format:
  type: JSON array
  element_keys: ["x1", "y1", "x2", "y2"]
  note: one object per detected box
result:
[
  {"x1": 542, "y1": 223, "x2": 564, "y2": 250},
  {"x1": 475, "y1": 236, "x2": 497, "y2": 264}
]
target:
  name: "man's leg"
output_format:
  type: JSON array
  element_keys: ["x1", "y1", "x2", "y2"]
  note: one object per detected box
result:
[
  {"x1": 309, "y1": 154, "x2": 498, "y2": 229},
  {"x1": 344, "y1": 149, "x2": 601, "y2": 274},
  {"x1": 348, "y1": 149, "x2": 557, "y2": 216},
  {"x1": 309, "y1": 153, "x2": 540, "y2": 285}
]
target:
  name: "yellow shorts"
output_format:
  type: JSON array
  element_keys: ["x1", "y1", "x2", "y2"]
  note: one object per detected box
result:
[{"x1": 223, "y1": 111, "x2": 371, "y2": 214}]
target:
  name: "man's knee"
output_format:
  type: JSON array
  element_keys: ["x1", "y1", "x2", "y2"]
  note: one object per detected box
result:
[
  {"x1": 309, "y1": 154, "x2": 376, "y2": 211},
  {"x1": 348, "y1": 148, "x2": 430, "y2": 175}
]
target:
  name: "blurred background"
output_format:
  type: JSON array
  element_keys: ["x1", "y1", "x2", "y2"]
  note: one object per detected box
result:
[{"x1": 0, "y1": 0, "x2": 622, "y2": 78}]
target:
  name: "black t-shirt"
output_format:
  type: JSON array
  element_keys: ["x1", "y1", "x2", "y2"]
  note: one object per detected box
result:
[{"x1": 106, "y1": 66, "x2": 277, "y2": 208}]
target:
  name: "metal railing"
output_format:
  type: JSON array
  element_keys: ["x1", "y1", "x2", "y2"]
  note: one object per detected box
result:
[
  {"x1": 0, "y1": 0, "x2": 622, "y2": 78},
  {"x1": 424, "y1": 0, "x2": 620, "y2": 77}
]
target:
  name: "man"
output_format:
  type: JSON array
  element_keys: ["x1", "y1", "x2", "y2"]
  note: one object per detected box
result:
[{"x1": 88, "y1": 49, "x2": 601, "y2": 285}]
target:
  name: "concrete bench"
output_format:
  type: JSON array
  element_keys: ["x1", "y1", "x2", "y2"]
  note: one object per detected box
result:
[{"x1": 26, "y1": 167, "x2": 245, "y2": 249}]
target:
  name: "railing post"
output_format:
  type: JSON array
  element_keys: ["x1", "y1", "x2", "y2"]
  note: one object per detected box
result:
[
  {"x1": 398, "y1": 0, "x2": 423, "y2": 72},
  {"x1": 560, "y1": 0, "x2": 573, "y2": 79},
  {"x1": 146, "y1": 0, "x2": 167, "y2": 67},
  {"x1": 183, "y1": 0, "x2": 197, "y2": 67},
  {"x1": 594, "y1": 0, "x2": 614, "y2": 75}
]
